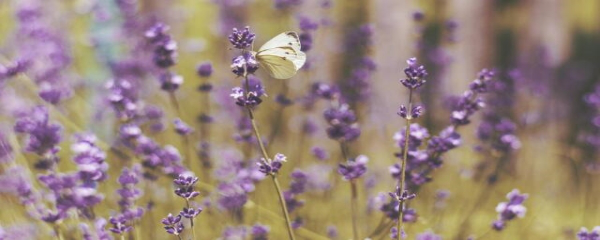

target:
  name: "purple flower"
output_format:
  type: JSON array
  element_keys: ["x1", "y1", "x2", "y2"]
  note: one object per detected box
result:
[
  {"x1": 492, "y1": 189, "x2": 528, "y2": 231},
  {"x1": 158, "y1": 72, "x2": 184, "y2": 92},
  {"x1": 71, "y1": 133, "x2": 108, "y2": 183},
  {"x1": 216, "y1": 182, "x2": 248, "y2": 210},
  {"x1": 228, "y1": 26, "x2": 256, "y2": 49},
  {"x1": 222, "y1": 226, "x2": 248, "y2": 239},
  {"x1": 312, "y1": 82, "x2": 340, "y2": 100},
  {"x1": 416, "y1": 230, "x2": 442, "y2": 240},
  {"x1": 196, "y1": 62, "x2": 213, "y2": 77},
  {"x1": 161, "y1": 213, "x2": 184, "y2": 235},
  {"x1": 324, "y1": 103, "x2": 361, "y2": 142},
  {"x1": 400, "y1": 57, "x2": 427, "y2": 89},
  {"x1": 173, "y1": 118, "x2": 193, "y2": 135},
  {"x1": 95, "y1": 218, "x2": 111, "y2": 240},
  {"x1": 109, "y1": 215, "x2": 132, "y2": 234},
  {"x1": 398, "y1": 105, "x2": 424, "y2": 119},
  {"x1": 231, "y1": 87, "x2": 263, "y2": 108},
  {"x1": 180, "y1": 207, "x2": 202, "y2": 219},
  {"x1": 231, "y1": 52, "x2": 259, "y2": 77},
  {"x1": 40, "y1": 209, "x2": 67, "y2": 224},
  {"x1": 14, "y1": 106, "x2": 62, "y2": 156},
  {"x1": 251, "y1": 224, "x2": 270, "y2": 240},
  {"x1": 257, "y1": 153, "x2": 287, "y2": 176},
  {"x1": 311, "y1": 147, "x2": 329, "y2": 160},
  {"x1": 116, "y1": 165, "x2": 144, "y2": 221},
  {"x1": 146, "y1": 23, "x2": 178, "y2": 69},
  {"x1": 327, "y1": 225, "x2": 338, "y2": 239},
  {"x1": 174, "y1": 174, "x2": 200, "y2": 200},
  {"x1": 106, "y1": 78, "x2": 139, "y2": 121},
  {"x1": 577, "y1": 227, "x2": 600, "y2": 240},
  {"x1": 338, "y1": 155, "x2": 368, "y2": 181}
]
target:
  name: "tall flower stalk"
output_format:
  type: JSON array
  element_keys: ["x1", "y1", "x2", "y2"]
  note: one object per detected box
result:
[
  {"x1": 395, "y1": 57, "x2": 427, "y2": 239},
  {"x1": 228, "y1": 26, "x2": 296, "y2": 240}
]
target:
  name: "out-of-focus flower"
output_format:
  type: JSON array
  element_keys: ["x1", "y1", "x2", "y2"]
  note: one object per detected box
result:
[
  {"x1": 251, "y1": 224, "x2": 269, "y2": 240},
  {"x1": 196, "y1": 62, "x2": 213, "y2": 78},
  {"x1": 577, "y1": 226, "x2": 600, "y2": 240},
  {"x1": 323, "y1": 103, "x2": 361, "y2": 142},
  {"x1": 491, "y1": 189, "x2": 528, "y2": 231},
  {"x1": 338, "y1": 155, "x2": 368, "y2": 181}
]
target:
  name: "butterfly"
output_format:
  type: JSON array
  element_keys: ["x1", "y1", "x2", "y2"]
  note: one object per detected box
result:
[{"x1": 252, "y1": 32, "x2": 307, "y2": 79}]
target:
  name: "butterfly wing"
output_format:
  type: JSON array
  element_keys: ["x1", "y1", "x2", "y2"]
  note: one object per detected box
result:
[
  {"x1": 257, "y1": 53, "x2": 297, "y2": 79},
  {"x1": 258, "y1": 32, "x2": 302, "y2": 52},
  {"x1": 257, "y1": 47, "x2": 307, "y2": 79},
  {"x1": 256, "y1": 32, "x2": 306, "y2": 79}
]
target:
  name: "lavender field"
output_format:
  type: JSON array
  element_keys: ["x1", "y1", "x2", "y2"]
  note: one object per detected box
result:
[{"x1": 0, "y1": 0, "x2": 599, "y2": 239}]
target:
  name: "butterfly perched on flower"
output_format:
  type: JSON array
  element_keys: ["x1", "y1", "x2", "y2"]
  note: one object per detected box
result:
[{"x1": 251, "y1": 32, "x2": 307, "y2": 79}]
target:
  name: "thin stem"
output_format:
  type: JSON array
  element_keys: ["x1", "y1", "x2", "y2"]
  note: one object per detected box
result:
[
  {"x1": 185, "y1": 200, "x2": 197, "y2": 240},
  {"x1": 120, "y1": 234, "x2": 125, "y2": 240},
  {"x1": 340, "y1": 142, "x2": 359, "y2": 240},
  {"x1": 177, "y1": 234, "x2": 182, "y2": 240},
  {"x1": 397, "y1": 89, "x2": 413, "y2": 240},
  {"x1": 350, "y1": 179, "x2": 359, "y2": 240},
  {"x1": 242, "y1": 74, "x2": 296, "y2": 240},
  {"x1": 272, "y1": 175, "x2": 297, "y2": 240},
  {"x1": 169, "y1": 92, "x2": 192, "y2": 169},
  {"x1": 54, "y1": 225, "x2": 64, "y2": 240}
]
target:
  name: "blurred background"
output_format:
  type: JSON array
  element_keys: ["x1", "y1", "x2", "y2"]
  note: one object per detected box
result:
[{"x1": 0, "y1": 0, "x2": 599, "y2": 239}]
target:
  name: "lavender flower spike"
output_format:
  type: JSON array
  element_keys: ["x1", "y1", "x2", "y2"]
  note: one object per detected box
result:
[
  {"x1": 258, "y1": 153, "x2": 287, "y2": 176},
  {"x1": 492, "y1": 189, "x2": 528, "y2": 231}
]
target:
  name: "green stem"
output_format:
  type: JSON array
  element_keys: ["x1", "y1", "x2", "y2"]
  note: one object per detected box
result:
[
  {"x1": 272, "y1": 175, "x2": 296, "y2": 240},
  {"x1": 340, "y1": 142, "x2": 359, "y2": 240},
  {"x1": 169, "y1": 92, "x2": 192, "y2": 169},
  {"x1": 397, "y1": 89, "x2": 413, "y2": 240},
  {"x1": 350, "y1": 179, "x2": 359, "y2": 240},
  {"x1": 54, "y1": 224, "x2": 64, "y2": 240},
  {"x1": 243, "y1": 74, "x2": 296, "y2": 240}
]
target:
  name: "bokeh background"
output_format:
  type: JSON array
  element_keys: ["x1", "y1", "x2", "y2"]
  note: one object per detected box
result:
[{"x1": 1, "y1": 0, "x2": 599, "y2": 239}]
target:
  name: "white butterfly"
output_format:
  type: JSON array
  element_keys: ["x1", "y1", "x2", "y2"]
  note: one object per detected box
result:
[{"x1": 252, "y1": 32, "x2": 306, "y2": 79}]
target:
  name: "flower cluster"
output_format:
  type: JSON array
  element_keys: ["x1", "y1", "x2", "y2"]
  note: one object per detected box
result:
[
  {"x1": 231, "y1": 87, "x2": 263, "y2": 107},
  {"x1": 72, "y1": 133, "x2": 108, "y2": 185},
  {"x1": 323, "y1": 103, "x2": 361, "y2": 142},
  {"x1": 109, "y1": 215, "x2": 132, "y2": 235},
  {"x1": 228, "y1": 26, "x2": 256, "y2": 49},
  {"x1": 298, "y1": 16, "x2": 318, "y2": 52},
  {"x1": 251, "y1": 224, "x2": 270, "y2": 240},
  {"x1": 14, "y1": 106, "x2": 62, "y2": 167},
  {"x1": 231, "y1": 52, "x2": 259, "y2": 77},
  {"x1": 115, "y1": 165, "x2": 144, "y2": 223},
  {"x1": 338, "y1": 155, "x2": 368, "y2": 181},
  {"x1": 491, "y1": 189, "x2": 528, "y2": 231},
  {"x1": 106, "y1": 78, "x2": 140, "y2": 121},
  {"x1": 145, "y1": 23, "x2": 177, "y2": 69},
  {"x1": 161, "y1": 213, "x2": 184, "y2": 236},
  {"x1": 577, "y1": 227, "x2": 600, "y2": 240},
  {"x1": 449, "y1": 69, "x2": 494, "y2": 126},
  {"x1": 174, "y1": 174, "x2": 200, "y2": 201},
  {"x1": 284, "y1": 169, "x2": 308, "y2": 214},
  {"x1": 257, "y1": 153, "x2": 287, "y2": 176},
  {"x1": 400, "y1": 57, "x2": 428, "y2": 89},
  {"x1": 145, "y1": 23, "x2": 184, "y2": 92}
]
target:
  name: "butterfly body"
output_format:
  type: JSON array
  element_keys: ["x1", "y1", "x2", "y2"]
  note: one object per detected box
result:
[{"x1": 252, "y1": 32, "x2": 306, "y2": 79}]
